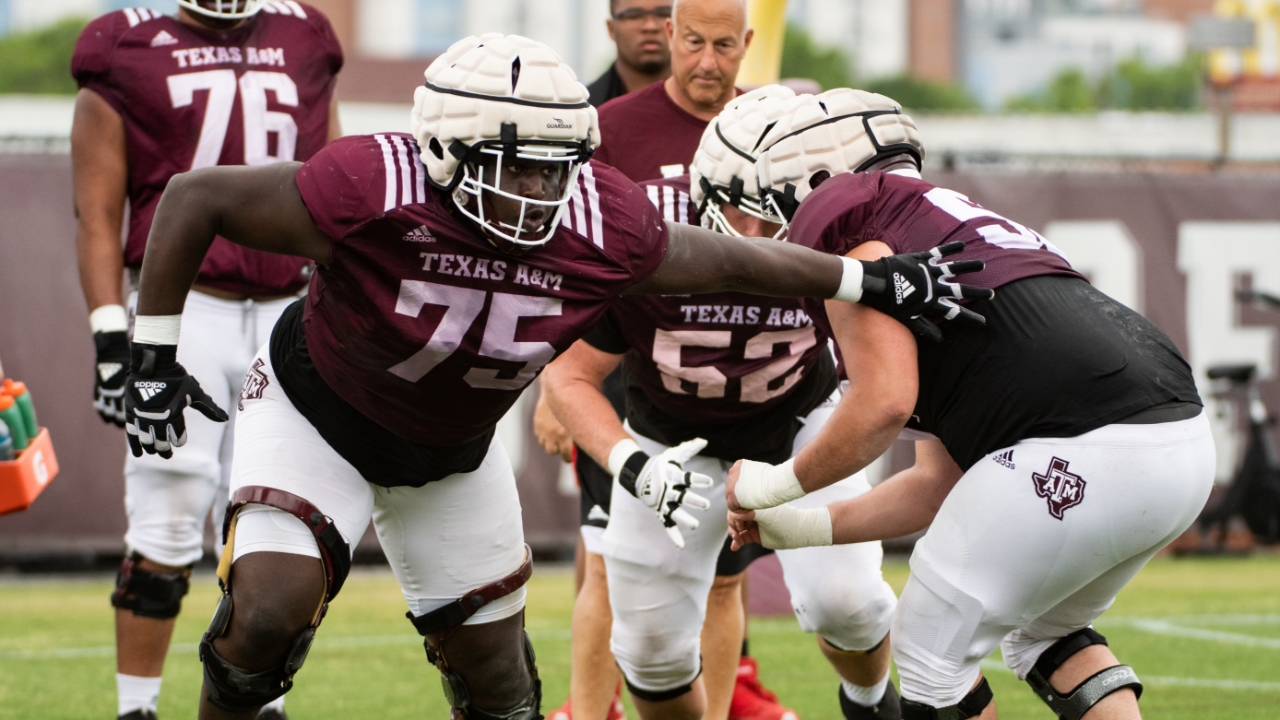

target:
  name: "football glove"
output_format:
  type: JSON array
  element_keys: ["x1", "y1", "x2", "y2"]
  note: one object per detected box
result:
[
  {"x1": 859, "y1": 241, "x2": 994, "y2": 342},
  {"x1": 92, "y1": 331, "x2": 130, "y2": 427},
  {"x1": 124, "y1": 344, "x2": 228, "y2": 459},
  {"x1": 616, "y1": 438, "x2": 715, "y2": 549}
]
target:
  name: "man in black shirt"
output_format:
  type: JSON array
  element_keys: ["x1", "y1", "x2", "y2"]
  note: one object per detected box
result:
[{"x1": 586, "y1": 0, "x2": 672, "y2": 107}]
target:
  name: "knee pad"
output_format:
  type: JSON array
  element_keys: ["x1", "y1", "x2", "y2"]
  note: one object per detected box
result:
[
  {"x1": 200, "y1": 486, "x2": 351, "y2": 713},
  {"x1": 110, "y1": 553, "x2": 191, "y2": 619},
  {"x1": 799, "y1": 580, "x2": 896, "y2": 653},
  {"x1": 901, "y1": 677, "x2": 992, "y2": 720},
  {"x1": 409, "y1": 547, "x2": 537, "y2": 719},
  {"x1": 1025, "y1": 628, "x2": 1143, "y2": 720}
]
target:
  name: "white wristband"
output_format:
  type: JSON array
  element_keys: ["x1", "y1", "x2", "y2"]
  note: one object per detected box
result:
[
  {"x1": 832, "y1": 256, "x2": 864, "y2": 303},
  {"x1": 607, "y1": 439, "x2": 643, "y2": 478},
  {"x1": 133, "y1": 315, "x2": 182, "y2": 346},
  {"x1": 734, "y1": 458, "x2": 805, "y2": 509},
  {"x1": 754, "y1": 504, "x2": 833, "y2": 550},
  {"x1": 89, "y1": 304, "x2": 129, "y2": 334}
]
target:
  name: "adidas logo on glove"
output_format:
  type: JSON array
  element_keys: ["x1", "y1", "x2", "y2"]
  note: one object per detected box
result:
[
  {"x1": 135, "y1": 381, "x2": 168, "y2": 401},
  {"x1": 893, "y1": 272, "x2": 916, "y2": 304}
]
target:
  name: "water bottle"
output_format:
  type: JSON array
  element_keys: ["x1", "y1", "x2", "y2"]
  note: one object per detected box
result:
[
  {"x1": 0, "y1": 395, "x2": 27, "y2": 451},
  {"x1": 2, "y1": 380, "x2": 37, "y2": 438},
  {"x1": 0, "y1": 418, "x2": 13, "y2": 461}
]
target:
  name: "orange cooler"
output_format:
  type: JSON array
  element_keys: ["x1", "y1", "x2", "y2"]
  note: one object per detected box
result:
[{"x1": 0, "y1": 428, "x2": 58, "y2": 515}]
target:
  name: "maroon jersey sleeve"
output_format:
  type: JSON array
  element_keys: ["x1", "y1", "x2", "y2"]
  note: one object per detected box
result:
[
  {"x1": 565, "y1": 161, "x2": 670, "y2": 286},
  {"x1": 295, "y1": 133, "x2": 403, "y2": 239},
  {"x1": 72, "y1": 11, "x2": 136, "y2": 116}
]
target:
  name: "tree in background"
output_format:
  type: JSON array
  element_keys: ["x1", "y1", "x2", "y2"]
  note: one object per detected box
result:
[
  {"x1": 779, "y1": 24, "x2": 978, "y2": 112},
  {"x1": 0, "y1": 18, "x2": 88, "y2": 94},
  {"x1": 1006, "y1": 55, "x2": 1203, "y2": 112}
]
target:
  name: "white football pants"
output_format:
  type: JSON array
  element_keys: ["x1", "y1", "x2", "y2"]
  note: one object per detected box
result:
[
  {"x1": 601, "y1": 391, "x2": 898, "y2": 695},
  {"x1": 893, "y1": 412, "x2": 1215, "y2": 708},
  {"x1": 123, "y1": 291, "x2": 295, "y2": 568},
  {"x1": 226, "y1": 347, "x2": 527, "y2": 623}
]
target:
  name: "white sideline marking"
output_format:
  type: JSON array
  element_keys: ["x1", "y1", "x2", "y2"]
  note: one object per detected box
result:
[
  {"x1": 1122, "y1": 620, "x2": 1280, "y2": 649},
  {"x1": 0, "y1": 629, "x2": 572, "y2": 660},
  {"x1": 978, "y1": 659, "x2": 1280, "y2": 693}
]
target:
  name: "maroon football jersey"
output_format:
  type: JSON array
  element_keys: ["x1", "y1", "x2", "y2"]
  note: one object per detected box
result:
[
  {"x1": 788, "y1": 171, "x2": 1083, "y2": 340},
  {"x1": 293, "y1": 134, "x2": 670, "y2": 446},
  {"x1": 593, "y1": 82, "x2": 710, "y2": 183},
  {"x1": 73, "y1": 3, "x2": 342, "y2": 296},
  {"x1": 588, "y1": 175, "x2": 832, "y2": 430}
]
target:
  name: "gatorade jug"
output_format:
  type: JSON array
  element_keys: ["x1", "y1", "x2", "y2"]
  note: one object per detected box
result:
[
  {"x1": 0, "y1": 395, "x2": 27, "y2": 451},
  {"x1": 0, "y1": 417, "x2": 12, "y2": 461},
  {"x1": 1, "y1": 380, "x2": 36, "y2": 439}
]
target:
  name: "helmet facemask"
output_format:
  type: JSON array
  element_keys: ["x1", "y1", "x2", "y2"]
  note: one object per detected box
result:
[
  {"x1": 698, "y1": 175, "x2": 786, "y2": 241},
  {"x1": 177, "y1": 0, "x2": 267, "y2": 21},
  {"x1": 451, "y1": 136, "x2": 589, "y2": 248}
]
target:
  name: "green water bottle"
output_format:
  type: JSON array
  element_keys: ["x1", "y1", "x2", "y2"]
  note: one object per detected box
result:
[
  {"x1": 0, "y1": 395, "x2": 27, "y2": 451},
  {"x1": 2, "y1": 380, "x2": 36, "y2": 438}
]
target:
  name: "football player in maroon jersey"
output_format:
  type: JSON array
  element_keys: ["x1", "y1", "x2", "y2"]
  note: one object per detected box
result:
[
  {"x1": 727, "y1": 89, "x2": 1212, "y2": 720},
  {"x1": 540, "y1": 86, "x2": 902, "y2": 720},
  {"x1": 119, "y1": 37, "x2": 984, "y2": 720},
  {"x1": 71, "y1": 0, "x2": 341, "y2": 717}
]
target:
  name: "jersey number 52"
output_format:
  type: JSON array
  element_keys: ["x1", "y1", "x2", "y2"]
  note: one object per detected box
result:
[{"x1": 168, "y1": 69, "x2": 299, "y2": 169}]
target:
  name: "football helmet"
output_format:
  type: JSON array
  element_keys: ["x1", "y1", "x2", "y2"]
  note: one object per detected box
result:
[
  {"x1": 755, "y1": 88, "x2": 924, "y2": 225},
  {"x1": 411, "y1": 34, "x2": 600, "y2": 246},
  {"x1": 177, "y1": 0, "x2": 268, "y2": 21},
  {"x1": 689, "y1": 84, "x2": 800, "y2": 239}
]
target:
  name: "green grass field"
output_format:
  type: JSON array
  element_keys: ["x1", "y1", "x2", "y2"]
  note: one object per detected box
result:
[{"x1": 1, "y1": 556, "x2": 1278, "y2": 719}]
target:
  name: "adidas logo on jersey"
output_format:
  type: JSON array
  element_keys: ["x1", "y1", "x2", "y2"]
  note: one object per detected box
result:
[
  {"x1": 403, "y1": 225, "x2": 436, "y2": 242},
  {"x1": 993, "y1": 449, "x2": 1015, "y2": 469},
  {"x1": 893, "y1": 272, "x2": 916, "y2": 304},
  {"x1": 135, "y1": 381, "x2": 167, "y2": 401},
  {"x1": 98, "y1": 362, "x2": 123, "y2": 382},
  {"x1": 587, "y1": 505, "x2": 610, "y2": 523},
  {"x1": 150, "y1": 30, "x2": 178, "y2": 47}
]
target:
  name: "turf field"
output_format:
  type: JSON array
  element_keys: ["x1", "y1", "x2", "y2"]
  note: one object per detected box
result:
[{"x1": 1, "y1": 555, "x2": 1278, "y2": 719}]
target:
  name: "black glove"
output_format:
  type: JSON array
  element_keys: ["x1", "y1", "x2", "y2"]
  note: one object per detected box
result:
[
  {"x1": 93, "y1": 331, "x2": 131, "y2": 427},
  {"x1": 124, "y1": 344, "x2": 228, "y2": 459},
  {"x1": 859, "y1": 241, "x2": 994, "y2": 342}
]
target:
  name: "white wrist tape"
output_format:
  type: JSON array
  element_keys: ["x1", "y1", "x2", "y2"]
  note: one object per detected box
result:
[
  {"x1": 832, "y1": 256, "x2": 864, "y2": 303},
  {"x1": 607, "y1": 439, "x2": 643, "y2": 478},
  {"x1": 754, "y1": 504, "x2": 833, "y2": 550},
  {"x1": 734, "y1": 458, "x2": 804, "y2": 510},
  {"x1": 89, "y1": 304, "x2": 129, "y2": 334},
  {"x1": 132, "y1": 315, "x2": 182, "y2": 346}
]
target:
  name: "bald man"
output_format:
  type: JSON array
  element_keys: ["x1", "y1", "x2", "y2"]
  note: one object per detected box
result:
[{"x1": 592, "y1": 0, "x2": 750, "y2": 181}]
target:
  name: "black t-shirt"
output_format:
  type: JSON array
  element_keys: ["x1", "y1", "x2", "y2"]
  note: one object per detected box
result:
[
  {"x1": 587, "y1": 63, "x2": 627, "y2": 108},
  {"x1": 584, "y1": 313, "x2": 839, "y2": 465},
  {"x1": 913, "y1": 275, "x2": 1202, "y2": 469},
  {"x1": 270, "y1": 299, "x2": 492, "y2": 488}
]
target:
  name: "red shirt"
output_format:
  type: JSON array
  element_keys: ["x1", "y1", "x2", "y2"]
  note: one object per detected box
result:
[
  {"x1": 293, "y1": 134, "x2": 670, "y2": 445},
  {"x1": 593, "y1": 81, "x2": 710, "y2": 183},
  {"x1": 72, "y1": 4, "x2": 343, "y2": 296}
]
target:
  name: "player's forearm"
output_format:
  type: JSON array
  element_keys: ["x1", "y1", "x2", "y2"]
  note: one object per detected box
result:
[
  {"x1": 630, "y1": 223, "x2": 851, "y2": 300},
  {"x1": 75, "y1": 220, "x2": 126, "y2": 312},
  {"x1": 793, "y1": 393, "x2": 906, "y2": 492},
  {"x1": 541, "y1": 367, "x2": 630, "y2": 470},
  {"x1": 135, "y1": 171, "x2": 223, "y2": 317},
  {"x1": 827, "y1": 466, "x2": 950, "y2": 544}
]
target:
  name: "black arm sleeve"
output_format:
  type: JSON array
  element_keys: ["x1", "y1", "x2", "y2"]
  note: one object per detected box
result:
[{"x1": 581, "y1": 310, "x2": 630, "y2": 354}]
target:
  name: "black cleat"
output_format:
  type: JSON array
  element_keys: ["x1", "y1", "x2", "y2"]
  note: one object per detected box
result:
[
  {"x1": 117, "y1": 711, "x2": 158, "y2": 720},
  {"x1": 839, "y1": 681, "x2": 902, "y2": 719},
  {"x1": 257, "y1": 709, "x2": 289, "y2": 720}
]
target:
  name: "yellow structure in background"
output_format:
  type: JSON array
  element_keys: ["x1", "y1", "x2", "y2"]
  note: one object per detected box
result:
[
  {"x1": 1211, "y1": 0, "x2": 1280, "y2": 83},
  {"x1": 739, "y1": 0, "x2": 788, "y2": 86}
]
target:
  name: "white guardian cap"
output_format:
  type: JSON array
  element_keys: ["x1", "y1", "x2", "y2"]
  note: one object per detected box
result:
[
  {"x1": 689, "y1": 84, "x2": 800, "y2": 239},
  {"x1": 411, "y1": 33, "x2": 600, "y2": 246},
  {"x1": 755, "y1": 88, "x2": 924, "y2": 224}
]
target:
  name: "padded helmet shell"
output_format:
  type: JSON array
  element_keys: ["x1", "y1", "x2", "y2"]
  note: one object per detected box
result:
[
  {"x1": 689, "y1": 84, "x2": 798, "y2": 212},
  {"x1": 411, "y1": 33, "x2": 600, "y2": 190},
  {"x1": 177, "y1": 0, "x2": 268, "y2": 21},
  {"x1": 755, "y1": 88, "x2": 923, "y2": 221}
]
